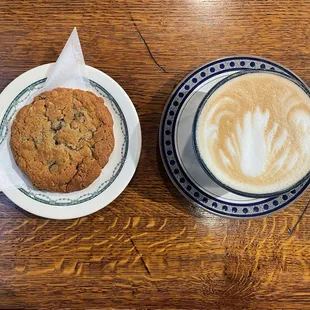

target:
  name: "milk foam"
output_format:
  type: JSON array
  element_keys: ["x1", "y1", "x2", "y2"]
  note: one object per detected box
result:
[{"x1": 197, "y1": 72, "x2": 310, "y2": 194}]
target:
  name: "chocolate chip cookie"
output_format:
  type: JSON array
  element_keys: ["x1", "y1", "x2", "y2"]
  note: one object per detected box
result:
[{"x1": 10, "y1": 88, "x2": 115, "y2": 193}]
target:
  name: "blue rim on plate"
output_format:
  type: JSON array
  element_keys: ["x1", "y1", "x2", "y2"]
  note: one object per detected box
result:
[
  {"x1": 0, "y1": 78, "x2": 129, "y2": 207},
  {"x1": 159, "y1": 56, "x2": 310, "y2": 218},
  {"x1": 192, "y1": 69, "x2": 310, "y2": 199}
]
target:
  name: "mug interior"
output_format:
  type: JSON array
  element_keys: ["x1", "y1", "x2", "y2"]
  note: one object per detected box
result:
[{"x1": 193, "y1": 69, "x2": 310, "y2": 198}]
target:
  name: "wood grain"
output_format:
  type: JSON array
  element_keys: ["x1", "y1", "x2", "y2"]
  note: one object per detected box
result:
[{"x1": 0, "y1": 0, "x2": 310, "y2": 309}]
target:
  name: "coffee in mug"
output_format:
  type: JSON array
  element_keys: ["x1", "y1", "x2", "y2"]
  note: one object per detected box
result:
[{"x1": 194, "y1": 71, "x2": 310, "y2": 197}]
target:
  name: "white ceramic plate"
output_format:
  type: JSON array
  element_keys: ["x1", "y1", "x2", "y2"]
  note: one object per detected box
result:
[{"x1": 0, "y1": 64, "x2": 141, "y2": 219}]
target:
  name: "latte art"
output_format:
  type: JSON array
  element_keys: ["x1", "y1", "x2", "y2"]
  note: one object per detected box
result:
[{"x1": 196, "y1": 72, "x2": 310, "y2": 194}]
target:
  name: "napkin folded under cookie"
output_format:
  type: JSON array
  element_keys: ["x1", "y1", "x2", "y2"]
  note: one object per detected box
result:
[
  {"x1": 0, "y1": 28, "x2": 91, "y2": 190},
  {"x1": 43, "y1": 28, "x2": 90, "y2": 92}
]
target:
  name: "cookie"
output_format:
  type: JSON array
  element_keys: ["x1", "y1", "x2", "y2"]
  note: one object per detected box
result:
[{"x1": 10, "y1": 88, "x2": 115, "y2": 193}]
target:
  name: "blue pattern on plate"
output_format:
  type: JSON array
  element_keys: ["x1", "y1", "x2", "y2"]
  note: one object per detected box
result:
[{"x1": 160, "y1": 56, "x2": 310, "y2": 218}]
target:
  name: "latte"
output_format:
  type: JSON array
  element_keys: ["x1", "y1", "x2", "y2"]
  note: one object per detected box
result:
[{"x1": 195, "y1": 71, "x2": 310, "y2": 195}]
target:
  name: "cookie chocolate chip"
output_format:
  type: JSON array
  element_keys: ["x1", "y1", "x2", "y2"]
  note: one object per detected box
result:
[{"x1": 10, "y1": 88, "x2": 115, "y2": 193}]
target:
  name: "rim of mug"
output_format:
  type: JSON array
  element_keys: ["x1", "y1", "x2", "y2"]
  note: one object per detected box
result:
[{"x1": 192, "y1": 69, "x2": 310, "y2": 198}]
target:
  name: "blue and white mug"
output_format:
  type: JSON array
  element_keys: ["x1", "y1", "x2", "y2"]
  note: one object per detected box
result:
[{"x1": 193, "y1": 69, "x2": 310, "y2": 198}]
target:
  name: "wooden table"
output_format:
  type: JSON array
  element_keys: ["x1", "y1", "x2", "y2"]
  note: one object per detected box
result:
[{"x1": 0, "y1": 1, "x2": 310, "y2": 309}]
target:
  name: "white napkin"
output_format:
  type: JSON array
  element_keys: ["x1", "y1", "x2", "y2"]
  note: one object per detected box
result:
[{"x1": 44, "y1": 28, "x2": 90, "y2": 91}]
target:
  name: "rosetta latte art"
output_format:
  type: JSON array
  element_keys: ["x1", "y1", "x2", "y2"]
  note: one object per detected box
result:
[{"x1": 197, "y1": 72, "x2": 310, "y2": 194}]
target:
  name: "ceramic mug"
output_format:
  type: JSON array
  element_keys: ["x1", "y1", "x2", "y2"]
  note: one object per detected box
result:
[{"x1": 193, "y1": 69, "x2": 310, "y2": 198}]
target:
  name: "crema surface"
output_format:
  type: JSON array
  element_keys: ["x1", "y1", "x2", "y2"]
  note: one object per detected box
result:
[{"x1": 197, "y1": 72, "x2": 310, "y2": 194}]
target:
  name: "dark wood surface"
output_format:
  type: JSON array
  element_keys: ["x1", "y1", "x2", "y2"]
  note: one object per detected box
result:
[{"x1": 1, "y1": 1, "x2": 310, "y2": 309}]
